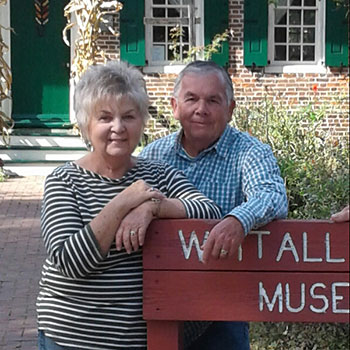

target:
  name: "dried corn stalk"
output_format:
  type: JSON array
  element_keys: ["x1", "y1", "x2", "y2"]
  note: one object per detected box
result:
[
  {"x1": 0, "y1": 0, "x2": 14, "y2": 145},
  {"x1": 63, "y1": 0, "x2": 123, "y2": 81}
]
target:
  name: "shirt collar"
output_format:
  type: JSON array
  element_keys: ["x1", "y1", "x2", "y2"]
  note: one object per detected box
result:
[{"x1": 174, "y1": 125, "x2": 233, "y2": 160}]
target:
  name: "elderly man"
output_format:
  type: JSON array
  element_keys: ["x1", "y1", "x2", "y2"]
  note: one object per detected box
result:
[{"x1": 141, "y1": 60, "x2": 288, "y2": 350}]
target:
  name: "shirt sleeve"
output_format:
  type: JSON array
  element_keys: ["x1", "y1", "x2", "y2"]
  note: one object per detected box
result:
[
  {"x1": 227, "y1": 143, "x2": 288, "y2": 234},
  {"x1": 41, "y1": 173, "x2": 105, "y2": 279},
  {"x1": 161, "y1": 165, "x2": 222, "y2": 219}
]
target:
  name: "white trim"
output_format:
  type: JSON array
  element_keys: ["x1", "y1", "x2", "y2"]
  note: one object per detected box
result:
[
  {"x1": 69, "y1": 13, "x2": 77, "y2": 124},
  {"x1": 0, "y1": 0, "x2": 12, "y2": 119},
  {"x1": 143, "y1": 64, "x2": 185, "y2": 74},
  {"x1": 264, "y1": 64, "x2": 328, "y2": 74}
]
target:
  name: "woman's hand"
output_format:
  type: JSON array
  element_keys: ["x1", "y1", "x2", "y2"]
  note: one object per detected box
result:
[
  {"x1": 119, "y1": 180, "x2": 164, "y2": 210},
  {"x1": 115, "y1": 200, "x2": 161, "y2": 253}
]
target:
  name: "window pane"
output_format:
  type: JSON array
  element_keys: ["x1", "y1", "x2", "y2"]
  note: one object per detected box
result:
[
  {"x1": 168, "y1": 0, "x2": 181, "y2": 4},
  {"x1": 275, "y1": 9, "x2": 287, "y2": 24},
  {"x1": 183, "y1": 0, "x2": 192, "y2": 4},
  {"x1": 275, "y1": 45, "x2": 287, "y2": 60},
  {"x1": 275, "y1": 27, "x2": 287, "y2": 42},
  {"x1": 153, "y1": 0, "x2": 165, "y2": 4},
  {"x1": 278, "y1": 0, "x2": 288, "y2": 5},
  {"x1": 303, "y1": 28, "x2": 315, "y2": 43},
  {"x1": 152, "y1": 45, "x2": 165, "y2": 61},
  {"x1": 168, "y1": 8, "x2": 180, "y2": 17},
  {"x1": 289, "y1": 45, "x2": 301, "y2": 60},
  {"x1": 182, "y1": 26, "x2": 189, "y2": 42},
  {"x1": 182, "y1": 8, "x2": 188, "y2": 17},
  {"x1": 290, "y1": 0, "x2": 301, "y2": 6},
  {"x1": 153, "y1": 8, "x2": 165, "y2": 17},
  {"x1": 304, "y1": 0, "x2": 315, "y2": 6},
  {"x1": 153, "y1": 26, "x2": 166, "y2": 42},
  {"x1": 304, "y1": 10, "x2": 315, "y2": 25},
  {"x1": 289, "y1": 28, "x2": 301, "y2": 43},
  {"x1": 303, "y1": 45, "x2": 315, "y2": 61},
  {"x1": 289, "y1": 10, "x2": 301, "y2": 25}
]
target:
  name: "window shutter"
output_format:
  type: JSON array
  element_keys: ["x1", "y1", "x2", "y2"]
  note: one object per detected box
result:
[
  {"x1": 244, "y1": 0, "x2": 268, "y2": 66},
  {"x1": 204, "y1": 0, "x2": 229, "y2": 66},
  {"x1": 120, "y1": 0, "x2": 145, "y2": 66},
  {"x1": 325, "y1": 0, "x2": 348, "y2": 67}
]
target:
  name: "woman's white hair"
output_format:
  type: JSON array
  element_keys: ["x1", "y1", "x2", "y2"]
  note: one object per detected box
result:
[{"x1": 74, "y1": 60, "x2": 149, "y2": 142}]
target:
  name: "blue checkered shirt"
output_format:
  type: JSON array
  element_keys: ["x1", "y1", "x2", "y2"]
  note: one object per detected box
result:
[{"x1": 141, "y1": 125, "x2": 288, "y2": 233}]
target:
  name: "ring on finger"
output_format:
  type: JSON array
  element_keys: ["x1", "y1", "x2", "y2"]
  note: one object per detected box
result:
[
  {"x1": 130, "y1": 230, "x2": 136, "y2": 237},
  {"x1": 220, "y1": 249, "x2": 228, "y2": 257}
]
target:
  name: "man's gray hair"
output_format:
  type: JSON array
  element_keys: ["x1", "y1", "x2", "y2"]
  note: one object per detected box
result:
[
  {"x1": 173, "y1": 60, "x2": 234, "y2": 105},
  {"x1": 74, "y1": 60, "x2": 149, "y2": 142}
]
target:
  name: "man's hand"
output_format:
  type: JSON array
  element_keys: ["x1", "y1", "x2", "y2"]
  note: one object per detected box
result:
[
  {"x1": 202, "y1": 216, "x2": 245, "y2": 264},
  {"x1": 331, "y1": 205, "x2": 349, "y2": 223}
]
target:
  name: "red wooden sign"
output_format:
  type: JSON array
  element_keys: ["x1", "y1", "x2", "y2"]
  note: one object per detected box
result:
[{"x1": 143, "y1": 219, "x2": 349, "y2": 324}]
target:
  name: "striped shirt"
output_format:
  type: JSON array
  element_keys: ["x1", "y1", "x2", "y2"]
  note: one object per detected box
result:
[
  {"x1": 141, "y1": 125, "x2": 288, "y2": 233},
  {"x1": 37, "y1": 159, "x2": 221, "y2": 350}
]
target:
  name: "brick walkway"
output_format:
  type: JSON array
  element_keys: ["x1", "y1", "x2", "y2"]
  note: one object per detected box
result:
[{"x1": 0, "y1": 176, "x2": 46, "y2": 350}]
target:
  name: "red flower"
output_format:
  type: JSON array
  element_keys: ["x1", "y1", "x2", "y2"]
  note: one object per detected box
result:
[{"x1": 312, "y1": 84, "x2": 318, "y2": 92}]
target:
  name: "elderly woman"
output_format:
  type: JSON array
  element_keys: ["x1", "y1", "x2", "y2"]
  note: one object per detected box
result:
[{"x1": 36, "y1": 61, "x2": 221, "y2": 350}]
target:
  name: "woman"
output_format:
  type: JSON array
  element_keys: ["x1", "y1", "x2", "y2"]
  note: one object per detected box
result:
[{"x1": 37, "y1": 61, "x2": 221, "y2": 350}]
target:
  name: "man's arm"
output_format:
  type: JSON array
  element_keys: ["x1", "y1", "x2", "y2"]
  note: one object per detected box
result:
[{"x1": 203, "y1": 143, "x2": 288, "y2": 262}]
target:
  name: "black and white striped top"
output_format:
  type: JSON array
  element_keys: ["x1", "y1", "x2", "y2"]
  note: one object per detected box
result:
[{"x1": 37, "y1": 159, "x2": 221, "y2": 350}]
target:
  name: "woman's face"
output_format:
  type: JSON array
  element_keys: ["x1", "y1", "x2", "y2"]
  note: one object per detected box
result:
[{"x1": 87, "y1": 95, "x2": 144, "y2": 159}]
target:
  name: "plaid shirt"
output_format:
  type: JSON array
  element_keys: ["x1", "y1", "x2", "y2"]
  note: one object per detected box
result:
[
  {"x1": 141, "y1": 125, "x2": 288, "y2": 234},
  {"x1": 141, "y1": 125, "x2": 288, "y2": 346}
]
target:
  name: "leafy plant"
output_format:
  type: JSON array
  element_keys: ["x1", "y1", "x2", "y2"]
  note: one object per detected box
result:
[
  {"x1": 169, "y1": 25, "x2": 229, "y2": 63},
  {"x1": 62, "y1": 0, "x2": 123, "y2": 80}
]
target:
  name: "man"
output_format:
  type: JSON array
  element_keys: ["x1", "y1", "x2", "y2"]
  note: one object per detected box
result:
[{"x1": 141, "y1": 61, "x2": 288, "y2": 350}]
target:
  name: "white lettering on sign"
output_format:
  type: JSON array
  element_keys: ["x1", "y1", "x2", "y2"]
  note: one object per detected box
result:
[
  {"x1": 178, "y1": 230, "x2": 209, "y2": 262},
  {"x1": 259, "y1": 282, "x2": 283, "y2": 312},
  {"x1": 332, "y1": 282, "x2": 350, "y2": 313},
  {"x1": 303, "y1": 232, "x2": 322, "y2": 262},
  {"x1": 326, "y1": 232, "x2": 345, "y2": 263},
  {"x1": 310, "y1": 283, "x2": 328, "y2": 313},
  {"x1": 259, "y1": 281, "x2": 349, "y2": 314},
  {"x1": 249, "y1": 230, "x2": 271, "y2": 259},
  {"x1": 177, "y1": 230, "x2": 346, "y2": 264},
  {"x1": 276, "y1": 232, "x2": 299, "y2": 262}
]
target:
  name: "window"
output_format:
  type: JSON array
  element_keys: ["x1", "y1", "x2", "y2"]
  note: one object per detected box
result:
[
  {"x1": 268, "y1": 0, "x2": 324, "y2": 69},
  {"x1": 120, "y1": 0, "x2": 229, "y2": 69},
  {"x1": 244, "y1": 0, "x2": 348, "y2": 70},
  {"x1": 144, "y1": 0, "x2": 201, "y2": 66}
]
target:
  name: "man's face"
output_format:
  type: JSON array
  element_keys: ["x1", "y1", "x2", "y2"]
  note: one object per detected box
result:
[{"x1": 171, "y1": 72, "x2": 235, "y2": 151}]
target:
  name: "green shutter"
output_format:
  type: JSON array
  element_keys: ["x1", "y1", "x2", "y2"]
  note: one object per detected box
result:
[
  {"x1": 204, "y1": 0, "x2": 229, "y2": 66},
  {"x1": 325, "y1": 0, "x2": 348, "y2": 67},
  {"x1": 120, "y1": 0, "x2": 145, "y2": 66},
  {"x1": 244, "y1": 0, "x2": 268, "y2": 66}
]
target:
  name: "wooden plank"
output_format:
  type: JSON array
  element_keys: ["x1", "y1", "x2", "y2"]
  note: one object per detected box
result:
[
  {"x1": 143, "y1": 271, "x2": 349, "y2": 323},
  {"x1": 143, "y1": 220, "x2": 349, "y2": 272},
  {"x1": 147, "y1": 321, "x2": 183, "y2": 350}
]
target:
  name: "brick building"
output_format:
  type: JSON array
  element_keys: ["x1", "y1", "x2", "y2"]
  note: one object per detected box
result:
[{"x1": 0, "y1": 0, "x2": 349, "y2": 163}]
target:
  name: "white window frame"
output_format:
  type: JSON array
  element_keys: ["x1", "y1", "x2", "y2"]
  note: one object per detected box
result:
[
  {"x1": 143, "y1": 0, "x2": 204, "y2": 74},
  {"x1": 266, "y1": 0, "x2": 327, "y2": 74}
]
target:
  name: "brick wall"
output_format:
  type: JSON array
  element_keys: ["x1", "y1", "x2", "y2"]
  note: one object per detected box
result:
[{"x1": 98, "y1": 2, "x2": 349, "y2": 139}]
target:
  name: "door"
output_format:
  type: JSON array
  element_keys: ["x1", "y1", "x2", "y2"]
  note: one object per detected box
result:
[{"x1": 10, "y1": 0, "x2": 70, "y2": 128}]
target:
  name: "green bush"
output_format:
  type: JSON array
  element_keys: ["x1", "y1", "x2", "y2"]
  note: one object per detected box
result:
[{"x1": 232, "y1": 94, "x2": 349, "y2": 350}]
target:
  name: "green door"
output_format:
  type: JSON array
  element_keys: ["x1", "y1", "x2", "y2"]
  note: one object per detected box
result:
[{"x1": 10, "y1": 0, "x2": 70, "y2": 128}]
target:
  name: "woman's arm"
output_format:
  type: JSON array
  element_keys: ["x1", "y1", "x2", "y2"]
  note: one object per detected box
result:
[{"x1": 41, "y1": 174, "x2": 163, "y2": 278}]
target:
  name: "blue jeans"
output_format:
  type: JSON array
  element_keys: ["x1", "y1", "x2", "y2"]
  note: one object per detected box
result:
[
  {"x1": 186, "y1": 321, "x2": 250, "y2": 350},
  {"x1": 38, "y1": 331, "x2": 72, "y2": 350}
]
